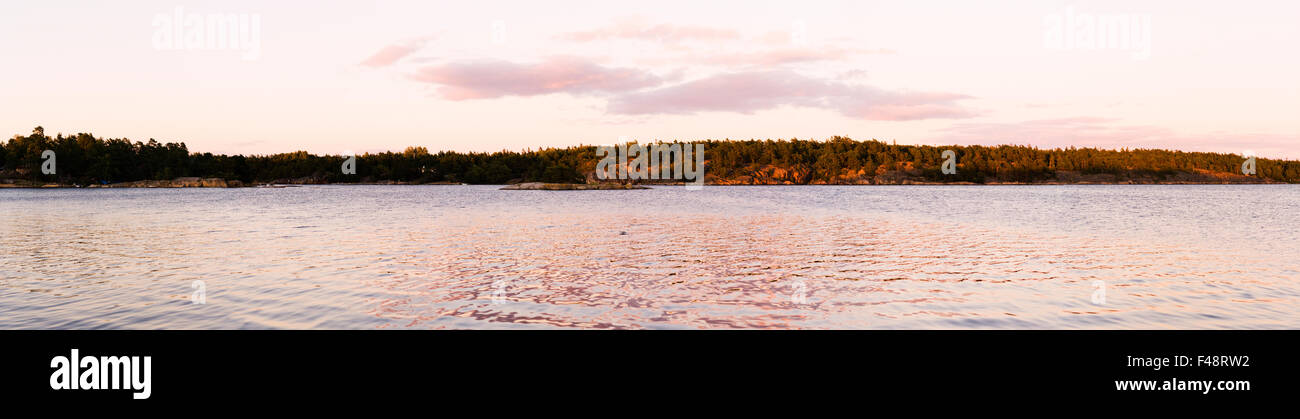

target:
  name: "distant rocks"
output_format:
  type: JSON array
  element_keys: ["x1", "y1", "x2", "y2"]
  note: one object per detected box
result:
[
  {"x1": 90, "y1": 177, "x2": 235, "y2": 188},
  {"x1": 0, "y1": 179, "x2": 38, "y2": 188},
  {"x1": 266, "y1": 176, "x2": 329, "y2": 185},
  {"x1": 500, "y1": 182, "x2": 650, "y2": 190}
]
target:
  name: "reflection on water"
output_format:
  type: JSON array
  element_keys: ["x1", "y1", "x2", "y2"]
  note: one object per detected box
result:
[{"x1": 1, "y1": 185, "x2": 1297, "y2": 329}]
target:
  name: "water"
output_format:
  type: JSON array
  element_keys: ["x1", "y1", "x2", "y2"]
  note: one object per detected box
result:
[{"x1": 2, "y1": 185, "x2": 1297, "y2": 329}]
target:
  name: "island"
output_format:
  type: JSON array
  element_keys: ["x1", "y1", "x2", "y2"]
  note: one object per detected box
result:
[{"x1": 3, "y1": 127, "x2": 1296, "y2": 188}]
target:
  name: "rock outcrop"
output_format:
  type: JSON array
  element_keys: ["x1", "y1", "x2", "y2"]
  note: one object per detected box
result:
[
  {"x1": 90, "y1": 178, "x2": 235, "y2": 188},
  {"x1": 501, "y1": 182, "x2": 650, "y2": 190}
]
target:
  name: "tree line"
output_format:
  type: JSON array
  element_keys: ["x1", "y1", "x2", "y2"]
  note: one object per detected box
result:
[{"x1": 3, "y1": 127, "x2": 1297, "y2": 185}]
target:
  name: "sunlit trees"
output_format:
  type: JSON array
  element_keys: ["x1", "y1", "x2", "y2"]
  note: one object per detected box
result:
[{"x1": 3, "y1": 128, "x2": 1298, "y2": 185}]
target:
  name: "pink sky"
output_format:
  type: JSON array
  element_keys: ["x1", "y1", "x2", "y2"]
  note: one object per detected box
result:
[{"x1": 1, "y1": 0, "x2": 1297, "y2": 158}]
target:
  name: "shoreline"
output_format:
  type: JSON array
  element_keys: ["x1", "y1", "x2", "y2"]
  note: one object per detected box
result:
[
  {"x1": 3, "y1": 170, "x2": 1292, "y2": 189},
  {"x1": 3, "y1": 180, "x2": 1293, "y2": 189}
]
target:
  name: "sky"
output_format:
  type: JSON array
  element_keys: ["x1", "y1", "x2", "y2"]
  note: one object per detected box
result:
[{"x1": 1, "y1": 0, "x2": 1297, "y2": 158}]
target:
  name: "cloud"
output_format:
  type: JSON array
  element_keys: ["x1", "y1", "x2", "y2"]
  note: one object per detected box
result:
[
  {"x1": 560, "y1": 22, "x2": 890, "y2": 67},
  {"x1": 607, "y1": 70, "x2": 976, "y2": 121},
  {"x1": 559, "y1": 23, "x2": 740, "y2": 43},
  {"x1": 700, "y1": 47, "x2": 893, "y2": 66},
  {"x1": 408, "y1": 56, "x2": 664, "y2": 100},
  {"x1": 757, "y1": 30, "x2": 794, "y2": 45},
  {"x1": 361, "y1": 38, "x2": 432, "y2": 68}
]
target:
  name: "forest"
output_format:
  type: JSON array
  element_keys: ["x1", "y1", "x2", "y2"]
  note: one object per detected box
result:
[{"x1": 3, "y1": 127, "x2": 1297, "y2": 185}]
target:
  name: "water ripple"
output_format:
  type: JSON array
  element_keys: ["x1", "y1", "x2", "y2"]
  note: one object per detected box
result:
[{"x1": 1, "y1": 185, "x2": 1297, "y2": 329}]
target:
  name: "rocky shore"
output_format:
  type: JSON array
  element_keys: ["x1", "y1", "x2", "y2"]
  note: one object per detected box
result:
[
  {"x1": 3, "y1": 169, "x2": 1286, "y2": 189},
  {"x1": 90, "y1": 177, "x2": 240, "y2": 188},
  {"x1": 1, "y1": 177, "x2": 240, "y2": 188},
  {"x1": 0, "y1": 177, "x2": 472, "y2": 188},
  {"x1": 702, "y1": 167, "x2": 1284, "y2": 185},
  {"x1": 500, "y1": 182, "x2": 650, "y2": 190}
]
